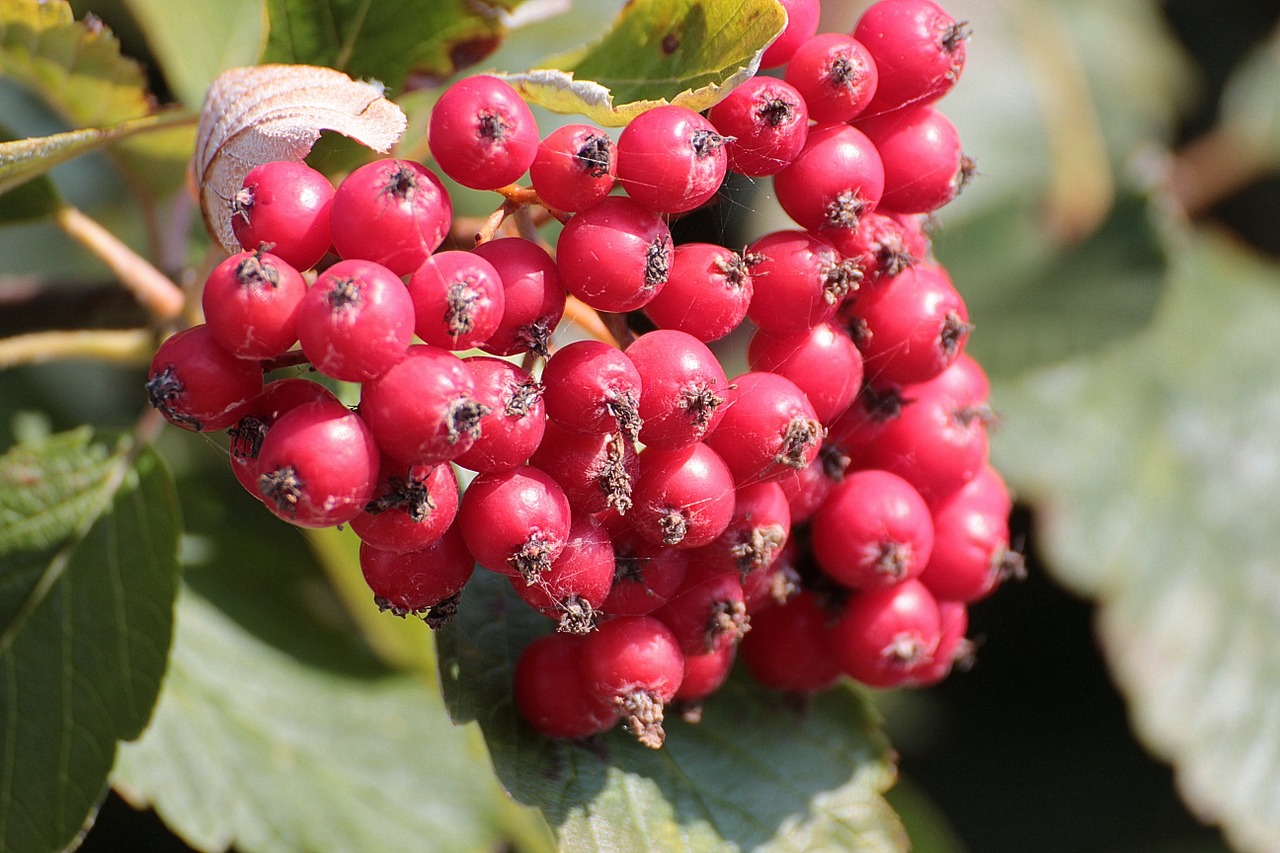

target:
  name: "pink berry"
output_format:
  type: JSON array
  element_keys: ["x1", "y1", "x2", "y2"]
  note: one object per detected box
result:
[
  {"x1": 471, "y1": 237, "x2": 565, "y2": 358},
  {"x1": 630, "y1": 442, "x2": 737, "y2": 549},
  {"x1": 202, "y1": 249, "x2": 306, "y2": 360},
  {"x1": 642, "y1": 243, "x2": 757, "y2": 342},
  {"x1": 453, "y1": 356, "x2": 546, "y2": 474},
  {"x1": 615, "y1": 105, "x2": 728, "y2": 214},
  {"x1": 457, "y1": 465, "x2": 573, "y2": 579},
  {"x1": 296, "y1": 258, "x2": 415, "y2": 382},
  {"x1": 329, "y1": 158, "x2": 451, "y2": 276},
  {"x1": 407, "y1": 250, "x2": 506, "y2": 351},
  {"x1": 774, "y1": 123, "x2": 885, "y2": 234},
  {"x1": 746, "y1": 230, "x2": 861, "y2": 335},
  {"x1": 856, "y1": 104, "x2": 966, "y2": 214},
  {"x1": 708, "y1": 76, "x2": 810, "y2": 177},
  {"x1": 556, "y1": 197, "x2": 672, "y2": 313},
  {"x1": 784, "y1": 33, "x2": 879, "y2": 123},
  {"x1": 359, "y1": 345, "x2": 484, "y2": 465},
  {"x1": 811, "y1": 469, "x2": 935, "y2": 590},
  {"x1": 229, "y1": 160, "x2": 334, "y2": 271},
  {"x1": 510, "y1": 514, "x2": 616, "y2": 633},
  {"x1": 429, "y1": 75, "x2": 539, "y2": 190},
  {"x1": 854, "y1": 0, "x2": 969, "y2": 116},
  {"x1": 349, "y1": 459, "x2": 460, "y2": 554},
  {"x1": 759, "y1": 0, "x2": 822, "y2": 68},
  {"x1": 530, "y1": 124, "x2": 617, "y2": 212},
  {"x1": 625, "y1": 329, "x2": 731, "y2": 450},
  {"x1": 358, "y1": 523, "x2": 474, "y2": 625},
  {"x1": 830, "y1": 578, "x2": 942, "y2": 688},
  {"x1": 748, "y1": 322, "x2": 864, "y2": 425},
  {"x1": 705, "y1": 372, "x2": 824, "y2": 486},
  {"x1": 146, "y1": 324, "x2": 263, "y2": 432},
  {"x1": 540, "y1": 340, "x2": 644, "y2": 441}
]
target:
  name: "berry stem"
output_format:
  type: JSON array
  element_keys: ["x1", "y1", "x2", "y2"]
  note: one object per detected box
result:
[{"x1": 55, "y1": 205, "x2": 186, "y2": 321}]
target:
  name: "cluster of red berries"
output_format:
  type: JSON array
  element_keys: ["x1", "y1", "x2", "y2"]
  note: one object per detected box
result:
[{"x1": 147, "y1": 0, "x2": 1021, "y2": 749}]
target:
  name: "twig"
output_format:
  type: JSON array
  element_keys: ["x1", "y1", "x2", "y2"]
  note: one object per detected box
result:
[
  {"x1": 55, "y1": 206, "x2": 185, "y2": 321},
  {"x1": 0, "y1": 328, "x2": 154, "y2": 370},
  {"x1": 563, "y1": 296, "x2": 620, "y2": 349}
]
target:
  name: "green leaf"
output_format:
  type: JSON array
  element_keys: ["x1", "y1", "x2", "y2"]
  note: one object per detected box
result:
[
  {"x1": 114, "y1": 583, "x2": 506, "y2": 853},
  {"x1": 0, "y1": 123, "x2": 62, "y2": 223},
  {"x1": 262, "y1": 0, "x2": 527, "y2": 95},
  {"x1": 990, "y1": 229, "x2": 1280, "y2": 853},
  {"x1": 0, "y1": 0, "x2": 190, "y2": 198},
  {"x1": 0, "y1": 429, "x2": 180, "y2": 853},
  {"x1": 123, "y1": 0, "x2": 268, "y2": 109},
  {"x1": 438, "y1": 571, "x2": 906, "y2": 852},
  {"x1": 503, "y1": 0, "x2": 787, "y2": 126}
]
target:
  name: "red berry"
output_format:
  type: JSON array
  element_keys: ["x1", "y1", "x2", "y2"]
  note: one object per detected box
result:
[
  {"x1": 202, "y1": 249, "x2": 306, "y2": 360},
  {"x1": 741, "y1": 589, "x2": 841, "y2": 692},
  {"x1": 329, "y1": 158, "x2": 452, "y2": 276},
  {"x1": 705, "y1": 372, "x2": 824, "y2": 486},
  {"x1": 453, "y1": 356, "x2": 546, "y2": 474},
  {"x1": 359, "y1": 345, "x2": 484, "y2": 465},
  {"x1": 829, "y1": 578, "x2": 941, "y2": 688},
  {"x1": 615, "y1": 105, "x2": 727, "y2": 214},
  {"x1": 601, "y1": 531, "x2": 691, "y2": 616},
  {"x1": 229, "y1": 160, "x2": 334, "y2": 271},
  {"x1": 857, "y1": 104, "x2": 966, "y2": 214},
  {"x1": 580, "y1": 614, "x2": 685, "y2": 748},
  {"x1": 529, "y1": 421, "x2": 638, "y2": 517},
  {"x1": 407, "y1": 250, "x2": 506, "y2": 351},
  {"x1": 759, "y1": 0, "x2": 822, "y2": 68},
  {"x1": 745, "y1": 230, "x2": 861, "y2": 335},
  {"x1": 540, "y1": 340, "x2": 643, "y2": 441},
  {"x1": 823, "y1": 211, "x2": 921, "y2": 297},
  {"x1": 854, "y1": 0, "x2": 968, "y2": 116},
  {"x1": 471, "y1": 237, "x2": 565, "y2": 358},
  {"x1": 429, "y1": 75, "x2": 539, "y2": 190},
  {"x1": 227, "y1": 378, "x2": 341, "y2": 500},
  {"x1": 296, "y1": 259, "x2": 415, "y2": 382},
  {"x1": 515, "y1": 632, "x2": 619, "y2": 739},
  {"x1": 913, "y1": 599, "x2": 971, "y2": 686},
  {"x1": 919, "y1": 464, "x2": 1024, "y2": 602},
  {"x1": 255, "y1": 399, "x2": 380, "y2": 528},
  {"x1": 773, "y1": 124, "x2": 885, "y2": 233},
  {"x1": 748, "y1": 322, "x2": 864, "y2": 425},
  {"x1": 784, "y1": 33, "x2": 879, "y2": 123},
  {"x1": 530, "y1": 124, "x2": 617, "y2": 212},
  {"x1": 146, "y1": 324, "x2": 263, "y2": 432},
  {"x1": 556, "y1": 197, "x2": 673, "y2": 313},
  {"x1": 642, "y1": 243, "x2": 756, "y2": 343},
  {"x1": 811, "y1": 469, "x2": 935, "y2": 590},
  {"x1": 708, "y1": 76, "x2": 809, "y2": 177},
  {"x1": 674, "y1": 643, "x2": 736, "y2": 704},
  {"x1": 349, "y1": 459, "x2": 460, "y2": 554},
  {"x1": 654, "y1": 561, "x2": 749, "y2": 655},
  {"x1": 358, "y1": 523, "x2": 474, "y2": 625},
  {"x1": 630, "y1": 442, "x2": 737, "y2": 549},
  {"x1": 697, "y1": 481, "x2": 792, "y2": 578},
  {"x1": 625, "y1": 329, "x2": 730, "y2": 450},
  {"x1": 456, "y1": 465, "x2": 573, "y2": 579},
  {"x1": 510, "y1": 514, "x2": 616, "y2": 633}
]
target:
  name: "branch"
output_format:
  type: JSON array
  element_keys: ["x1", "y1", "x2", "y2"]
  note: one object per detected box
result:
[
  {"x1": 55, "y1": 206, "x2": 185, "y2": 321},
  {"x1": 0, "y1": 328, "x2": 153, "y2": 370}
]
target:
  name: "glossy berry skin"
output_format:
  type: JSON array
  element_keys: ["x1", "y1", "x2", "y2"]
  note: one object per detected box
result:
[
  {"x1": 349, "y1": 460, "x2": 460, "y2": 554},
  {"x1": 202, "y1": 249, "x2": 306, "y2": 360},
  {"x1": 920, "y1": 464, "x2": 1021, "y2": 602},
  {"x1": 470, "y1": 237, "x2": 563, "y2": 358},
  {"x1": 746, "y1": 231, "x2": 860, "y2": 335},
  {"x1": 530, "y1": 124, "x2": 617, "y2": 212},
  {"x1": 748, "y1": 322, "x2": 864, "y2": 425},
  {"x1": 453, "y1": 356, "x2": 545, "y2": 474},
  {"x1": 580, "y1": 614, "x2": 685, "y2": 748},
  {"x1": 616, "y1": 105, "x2": 728, "y2": 214},
  {"x1": 530, "y1": 421, "x2": 638, "y2": 517},
  {"x1": 359, "y1": 345, "x2": 483, "y2": 465},
  {"x1": 854, "y1": 0, "x2": 968, "y2": 116},
  {"x1": 829, "y1": 578, "x2": 942, "y2": 689},
  {"x1": 296, "y1": 259, "x2": 415, "y2": 382},
  {"x1": 146, "y1": 324, "x2": 263, "y2": 432},
  {"x1": 510, "y1": 514, "x2": 616, "y2": 633},
  {"x1": 741, "y1": 590, "x2": 841, "y2": 692},
  {"x1": 630, "y1": 443, "x2": 737, "y2": 549},
  {"x1": 556, "y1": 197, "x2": 672, "y2": 313},
  {"x1": 255, "y1": 399, "x2": 380, "y2": 528},
  {"x1": 358, "y1": 523, "x2": 474, "y2": 620},
  {"x1": 857, "y1": 104, "x2": 965, "y2": 214},
  {"x1": 228, "y1": 378, "x2": 341, "y2": 500},
  {"x1": 407, "y1": 250, "x2": 505, "y2": 351},
  {"x1": 759, "y1": 0, "x2": 822, "y2": 68},
  {"x1": 429, "y1": 75, "x2": 539, "y2": 190},
  {"x1": 540, "y1": 340, "x2": 644, "y2": 441},
  {"x1": 913, "y1": 599, "x2": 970, "y2": 686},
  {"x1": 774, "y1": 124, "x2": 884, "y2": 234},
  {"x1": 515, "y1": 632, "x2": 619, "y2": 739},
  {"x1": 811, "y1": 469, "x2": 935, "y2": 590},
  {"x1": 642, "y1": 243, "x2": 756, "y2": 343},
  {"x1": 674, "y1": 643, "x2": 736, "y2": 703},
  {"x1": 625, "y1": 329, "x2": 730, "y2": 451},
  {"x1": 329, "y1": 158, "x2": 452, "y2": 276},
  {"x1": 602, "y1": 531, "x2": 690, "y2": 616},
  {"x1": 741, "y1": 538, "x2": 802, "y2": 614},
  {"x1": 654, "y1": 561, "x2": 749, "y2": 655},
  {"x1": 698, "y1": 481, "x2": 792, "y2": 577},
  {"x1": 784, "y1": 33, "x2": 879, "y2": 123},
  {"x1": 823, "y1": 211, "x2": 921, "y2": 298},
  {"x1": 229, "y1": 160, "x2": 334, "y2": 271},
  {"x1": 705, "y1": 372, "x2": 824, "y2": 486},
  {"x1": 849, "y1": 261, "x2": 970, "y2": 387},
  {"x1": 457, "y1": 465, "x2": 573, "y2": 579},
  {"x1": 707, "y1": 76, "x2": 809, "y2": 177}
]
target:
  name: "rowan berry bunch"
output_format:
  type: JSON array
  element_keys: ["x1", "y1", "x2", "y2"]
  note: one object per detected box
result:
[{"x1": 147, "y1": 0, "x2": 1022, "y2": 750}]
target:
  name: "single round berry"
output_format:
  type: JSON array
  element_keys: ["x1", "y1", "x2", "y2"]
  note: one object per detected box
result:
[
  {"x1": 705, "y1": 372, "x2": 824, "y2": 486},
  {"x1": 700, "y1": 481, "x2": 792, "y2": 577},
  {"x1": 856, "y1": 104, "x2": 965, "y2": 214},
  {"x1": 540, "y1": 340, "x2": 644, "y2": 441},
  {"x1": 746, "y1": 230, "x2": 860, "y2": 335},
  {"x1": 601, "y1": 531, "x2": 691, "y2": 616},
  {"x1": 515, "y1": 632, "x2": 619, "y2": 739},
  {"x1": 349, "y1": 459, "x2": 460, "y2": 554},
  {"x1": 642, "y1": 243, "x2": 757, "y2": 343},
  {"x1": 748, "y1": 322, "x2": 864, "y2": 425},
  {"x1": 784, "y1": 33, "x2": 879, "y2": 123},
  {"x1": 453, "y1": 356, "x2": 546, "y2": 474},
  {"x1": 854, "y1": 0, "x2": 969, "y2": 116},
  {"x1": 255, "y1": 399, "x2": 380, "y2": 528},
  {"x1": 913, "y1": 600, "x2": 971, "y2": 686},
  {"x1": 359, "y1": 523, "x2": 474, "y2": 625},
  {"x1": 511, "y1": 514, "x2": 616, "y2": 634},
  {"x1": 919, "y1": 464, "x2": 1024, "y2": 602},
  {"x1": 829, "y1": 578, "x2": 942, "y2": 688},
  {"x1": 530, "y1": 124, "x2": 617, "y2": 212},
  {"x1": 625, "y1": 329, "x2": 730, "y2": 450},
  {"x1": 227, "y1": 378, "x2": 341, "y2": 500},
  {"x1": 811, "y1": 469, "x2": 935, "y2": 590},
  {"x1": 759, "y1": 0, "x2": 822, "y2": 68},
  {"x1": 146, "y1": 324, "x2": 263, "y2": 432},
  {"x1": 579, "y1": 614, "x2": 685, "y2": 748},
  {"x1": 654, "y1": 561, "x2": 749, "y2": 655},
  {"x1": 457, "y1": 465, "x2": 573, "y2": 580},
  {"x1": 774, "y1": 124, "x2": 885, "y2": 234},
  {"x1": 229, "y1": 160, "x2": 334, "y2": 271},
  {"x1": 359, "y1": 345, "x2": 484, "y2": 465},
  {"x1": 741, "y1": 589, "x2": 841, "y2": 692},
  {"x1": 407, "y1": 250, "x2": 506, "y2": 351},
  {"x1": 329, "y1": 158, "x2": 452, "y2": 276},
  {"x1": 823, "y1": 211, "x2": 921, "y2": 298},
  {"x1": 296, "y1": 258, "x2": 415, "y2": 382},
  {"x1": 530, "y1": 421, "x2": 638, "y2": 518},
  {"x1": 471, "y1": 237, "x2": 565, "y2": 358},
  {"x1": 630, "y1": 442, "x2": 736, "y2": 549},
  {"x1": 429, "y1": 75, "x2": 539, "y2": 190},
  {"x1": 556, "y1": 197, "x2": 673, "y2": 313},
  {"x1": 708, "y1": 76, "x2": 810, "y2": 177},
  {"x1": 202, "y1": 249, "x2": 306, "y2": 360},
  {"x1": 615, "y1": 104, "x2": 728, "y2": 214},
  {"x1": 674, "y1": 644, "x2": 737, "y2": 707}
]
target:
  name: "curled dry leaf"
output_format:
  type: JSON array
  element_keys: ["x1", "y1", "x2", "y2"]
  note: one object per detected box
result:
[{"x1": 193, "y1": 64, "x2": 407, "y2": 253}]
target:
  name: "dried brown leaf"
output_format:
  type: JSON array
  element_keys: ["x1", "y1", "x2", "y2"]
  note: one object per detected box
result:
[{"x1": 193, "y1": 64, "x2": 407, "y2": 253}]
